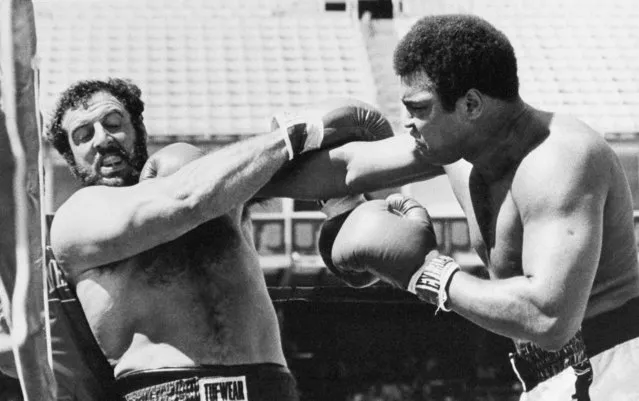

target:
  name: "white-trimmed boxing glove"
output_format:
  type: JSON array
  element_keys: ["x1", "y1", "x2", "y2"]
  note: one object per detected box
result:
[
  {"x1": 271, "y1": 98, "x2": 394, "y2": 160},
  {"x1": 328, "y1": 193, "x2": 460, "y2": 312},
  {"x1": 407, "y1": 252, "x2": 461, "y2": 313}
]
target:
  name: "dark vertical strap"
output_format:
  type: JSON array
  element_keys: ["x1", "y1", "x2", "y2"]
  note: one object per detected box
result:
[{"x1": 571, "y1": 359, "x2": 593, "y2": 401}]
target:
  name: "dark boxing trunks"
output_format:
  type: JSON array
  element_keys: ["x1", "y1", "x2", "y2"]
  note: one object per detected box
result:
[
  {"x1": 510, "y1": 296, "x2": 639, "y2": 395},
  {"x1": 116, "y1": 363, "x2": 299, "y2": 401}
]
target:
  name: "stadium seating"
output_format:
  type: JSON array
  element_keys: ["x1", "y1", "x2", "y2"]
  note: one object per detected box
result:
[{"x1": 34, "y1": 0, "x2": 377, "y2": 137}]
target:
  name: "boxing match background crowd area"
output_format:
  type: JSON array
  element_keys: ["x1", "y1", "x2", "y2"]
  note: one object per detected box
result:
[{"x1": 3, "y1": 0, "x2": 639, "y2": 400}]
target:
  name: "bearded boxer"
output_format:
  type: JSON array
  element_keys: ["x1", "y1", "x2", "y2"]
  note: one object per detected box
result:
[
  {"x1": 264, "y1": 14, "x2": 639, "y2": 400},
  {"x1": 45, "y1": 77, "x2": 393, "y2": 400}
]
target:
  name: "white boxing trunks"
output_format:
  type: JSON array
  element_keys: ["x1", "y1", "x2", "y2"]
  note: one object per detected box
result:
[
  {"x1": 513, "y1": 297, "x2": 639, "y2": 401},
  {"x1": 520, "y1": 336, "x2": 639, "y2": 401}
]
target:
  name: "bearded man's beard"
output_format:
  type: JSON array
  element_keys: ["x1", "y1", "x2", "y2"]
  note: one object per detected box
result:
[{"x1": 71, "y1": 136, "x2": 148, "y2": 187}]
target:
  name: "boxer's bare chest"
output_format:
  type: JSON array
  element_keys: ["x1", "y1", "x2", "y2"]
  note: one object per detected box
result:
[
  {"x1": 138, "y1": 215, "x2": 243, "y2": 285},
  {"x1": 77, "y1": 211, "x2": 261, "y2": 361},
  {"x1": 466, "y1": 169, "x2": 523, "y2": 278}
]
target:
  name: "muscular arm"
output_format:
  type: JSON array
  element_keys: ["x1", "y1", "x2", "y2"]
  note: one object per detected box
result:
[
  {"x1": 446, "y1": 142, "x2": 608, "y2": 350},
  {"x1": 51, "y1": 131, "x2": 289, "y2": 278},
  {"x1": 259, "y1": 135, "x2": 445, "y2": 199}
]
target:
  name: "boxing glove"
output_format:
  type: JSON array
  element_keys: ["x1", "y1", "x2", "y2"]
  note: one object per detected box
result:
[
  {"x1": 331, "y1": 194, "x2": 461, "y2": 311},
  {"x1": 271, "y1": 98, "x2": 394, "y2": 159},
  {"x1": 139, "y1": 142, "x2": 204, "y2": 180},
  {"x1": 317, "y1": 194, "x2": 380, "y2": 288}
]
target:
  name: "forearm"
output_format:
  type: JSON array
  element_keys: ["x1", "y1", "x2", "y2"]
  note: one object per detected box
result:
[
  {"x1": 447, "y1": 272, "x2": 574, "y2": 349},
  {"x1": 260, "y1": 136, "x2": 445, "y2": 199},
  {"x1": 166, "y1": 130, "x2": 289, "y2": 219},
  {"x1": 259, "y1": 149, "x2": 350, "y2": 199}
]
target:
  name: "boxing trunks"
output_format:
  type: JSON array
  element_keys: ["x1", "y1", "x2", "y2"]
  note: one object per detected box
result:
[
  {"x1": 116, "y1": 363, "x2": 299, "y2": 401},
  {"x1": 510, "y1": 297, "x2": 639, "y2": 400}
]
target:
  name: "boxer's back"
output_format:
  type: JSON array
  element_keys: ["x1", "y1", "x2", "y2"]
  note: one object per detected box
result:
[{"x1": 73, "y1": 207, "x2": 285, "y2": 378}]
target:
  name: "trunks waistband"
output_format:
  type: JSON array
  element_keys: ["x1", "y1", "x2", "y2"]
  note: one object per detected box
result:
[
  {"x1": 510, "y1": 330, "x2": 590, "y2": 392},
  {"x1": 510, "y1": 296, "x2": 639, "y2": 392},
  {"x1": 116, "y1": 363, "x2": 299, "y2": 401}
]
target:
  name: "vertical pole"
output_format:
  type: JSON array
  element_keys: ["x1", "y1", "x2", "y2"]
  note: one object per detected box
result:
[{"x1": 0, "y1": 0, "x2": 56, "y2": 399}]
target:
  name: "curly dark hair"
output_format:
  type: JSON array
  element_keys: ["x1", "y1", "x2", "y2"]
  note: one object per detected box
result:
[
  {"x1": 45, "y1": 77, "x2": 148, "y2": 171},
  {"x1": 393, "y1": 14, "x2": 519, "y2": 112}
]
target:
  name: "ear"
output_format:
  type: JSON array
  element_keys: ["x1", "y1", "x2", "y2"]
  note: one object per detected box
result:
[{"x1": 458, "y1": 89, "x2": 483, "y2": 120}]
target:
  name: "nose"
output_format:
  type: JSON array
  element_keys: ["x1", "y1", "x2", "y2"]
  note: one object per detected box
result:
[
  {"x1": 92, "y1": 121, "x2": 113, "y2": 149},
  {"x1": 404, "y1": 118, "x2": 417, "y2": 136},
  {"x1": 401, "y1": 108, "x2": 414, "y2": 130}
]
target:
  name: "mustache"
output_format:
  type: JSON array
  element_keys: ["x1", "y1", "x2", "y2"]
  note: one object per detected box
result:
[{"x1": 97, "y1": 143, "x2": 132, "y2": 164}]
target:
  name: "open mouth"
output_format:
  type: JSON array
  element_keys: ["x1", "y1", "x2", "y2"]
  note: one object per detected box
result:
[{"x1": 100, "y1": 154, "x2": 127, "y2": 174}]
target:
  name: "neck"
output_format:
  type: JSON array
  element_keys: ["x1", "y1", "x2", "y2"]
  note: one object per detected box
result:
[{"x1": 465, "y1": 99, "x2": 542, "y2": 181}]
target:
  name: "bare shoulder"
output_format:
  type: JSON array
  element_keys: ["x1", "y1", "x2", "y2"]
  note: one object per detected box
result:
[
  {"x1": 52, "y1": 185, "x2": 123, "y2": 242},
  {"x1": 51, "y1": 185, "x2": 128, "y2": 275},
  {"x1": 513, "y1": 114, "x2": 612, "y2": 213}
]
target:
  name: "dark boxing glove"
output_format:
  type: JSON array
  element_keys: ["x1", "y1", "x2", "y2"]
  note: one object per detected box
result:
[
  {"x1": 271, "y1": 98, "x2": 394, "y2": 159},
  {"x1": 331, "y1": 194, "x2": 461, "y2": 311},
  {"x1": 139, "y1": 142, "x2": 204, "y2": 180},
  {"x1": 317, "y1": 194, "x2": 380, "y2": 288}
]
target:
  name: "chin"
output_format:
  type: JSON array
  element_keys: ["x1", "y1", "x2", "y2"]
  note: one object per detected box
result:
[
  {"x1": 430, "y1": 147, "x2": 462, "y2": 165},
  {"x1": 417, "y1": 148, "x2": 448, "y2": 166}
]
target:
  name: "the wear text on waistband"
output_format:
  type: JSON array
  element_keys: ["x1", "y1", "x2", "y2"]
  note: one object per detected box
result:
[{"x1": 199, "y1": 376, "x2": 248, "y2": 401}]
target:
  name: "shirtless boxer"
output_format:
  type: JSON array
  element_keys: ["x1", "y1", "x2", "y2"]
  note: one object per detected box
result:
[
  {"x1": 45, "y1": 78, "x2": 393, "y2": 400},
  {"x1": 266, "y1": 14, "x2": 639, "y2": 400}
]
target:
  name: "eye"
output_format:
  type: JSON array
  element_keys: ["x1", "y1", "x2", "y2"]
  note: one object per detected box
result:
[
  {"x1": 410, "y1": 104, "x2": 429, "y2": 112},
  {"x1": 102, "y1": 113, "x2": 123, "y2": 130},
  {"x1": 72, "y1": 125, "x2": 93, "y2": 143}
]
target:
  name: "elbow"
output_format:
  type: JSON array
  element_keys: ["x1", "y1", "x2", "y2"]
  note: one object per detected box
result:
[{"x1": 528, "y1": 311, "x2": 581, "y2": 351}]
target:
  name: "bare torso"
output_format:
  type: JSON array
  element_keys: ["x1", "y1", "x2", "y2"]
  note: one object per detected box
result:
[
  {"x1": 446, "y1": 112, "x2": 639, "y2": 324},
  {"x1": 73, "y1": 206, "x2": 285, "y2": 378}
]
